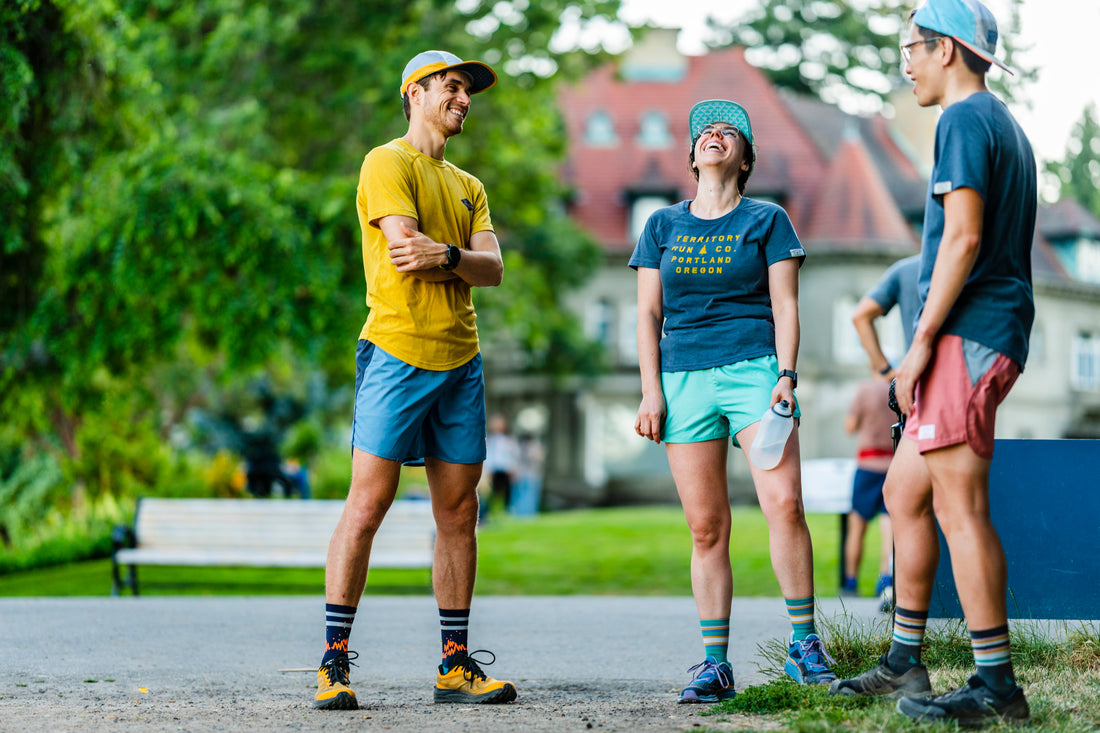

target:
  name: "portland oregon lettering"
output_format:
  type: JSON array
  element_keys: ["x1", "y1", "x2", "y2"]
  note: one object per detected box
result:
[{"x1": 669, "y1": 233, "x2": 741, "y2": 275}]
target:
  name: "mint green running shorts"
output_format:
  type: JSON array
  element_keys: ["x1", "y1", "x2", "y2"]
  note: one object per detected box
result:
[{"x1": 661, "y1": 354, "x2": 800, "y2": 446}]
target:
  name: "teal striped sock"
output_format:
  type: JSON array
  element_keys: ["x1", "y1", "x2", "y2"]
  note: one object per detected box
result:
[
  {"x1": 971, "y1": 624, "x2": 1016, "y2": 695},
  {"x1": 700, "y1": 618, "x2": 730, "y2": 663},
  {"x1": 785, "y1": 596, "x2": 816, "y2": 641}
]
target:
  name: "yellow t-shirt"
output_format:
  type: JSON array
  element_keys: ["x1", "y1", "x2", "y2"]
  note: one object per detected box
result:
[{"x1": 356, "y1": 139, "x2": 494, "y2": 370}]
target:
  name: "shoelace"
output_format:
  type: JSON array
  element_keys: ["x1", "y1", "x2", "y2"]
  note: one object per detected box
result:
[
  {"x1": 797, "y1": 638, "x2": 837, "y2": 669},
  {"x1": 320, "y1": 650, "x2": 359, "y2": 686},
  {"x1": 455, "y1": 649, "x2": 496, "y2": 682},
  {"x1": 686, "y1": 659, "x2": 733, "y2": 688}
]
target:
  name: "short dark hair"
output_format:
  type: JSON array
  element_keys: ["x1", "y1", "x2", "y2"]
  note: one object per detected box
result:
[
  {"x1": 687, "y1": 135, "x2": 756, "y2": 195},
  {"x1": 401, "y1": 70, "x2": 447, "y2": 121},
  {"x1": 913, "y1": 21, "x2": 991, "y2": 75}
]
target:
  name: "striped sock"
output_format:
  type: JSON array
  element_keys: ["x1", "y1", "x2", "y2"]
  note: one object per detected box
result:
[
  {"x1": 440, "y1": 608, "x2": 470, "y2": 672},
  {"x1": 700, "y1": 618, "x2": 730, "y2": 664},
  {"x1": 971, "y1": 624, "x2": 1016, "y2": 695},
  {"x1": 785, "y1": 596, "x2": 816, "y2": 642},
  {"x1": 321, "y1": 603, "x2": 357, "y2": 664},
  {"x1": 886, "y1": 606, "x2": 928, "y2": 672}
]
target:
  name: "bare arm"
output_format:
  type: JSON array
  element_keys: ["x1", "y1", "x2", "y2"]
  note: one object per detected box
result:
[
  {"x1": 769, "y1": 258, "x2": 800, "y2": 407},
  {"x1": 378, "y1": 216, "x2": 503, "y2": 287},
  {"x1": 894, "y1": 187, "x2": 983, "y2": 414},
  {"x1": 851, "y1": 296, "x2": 893, "y2": 378},
  {"x1": 634, "y1": 267, "x2": 666, "y2": 444}
]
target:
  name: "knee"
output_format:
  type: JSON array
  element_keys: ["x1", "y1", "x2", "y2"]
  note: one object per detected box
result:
[
  {"x1": 687, "y1": 513, "x2": 730, "y2": 552},
  {"x1": 433, "y1": 493, "x2": 479, "y2": 537},
  {"x1": 765, "y1": 491, "x2": 805, "y2": 527},
  {"x1": 342, "y1": 499, "x2": 389, "y2": 539}
]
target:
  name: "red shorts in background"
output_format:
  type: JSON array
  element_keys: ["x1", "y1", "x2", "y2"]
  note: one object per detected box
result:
[{"x1": 903, "y1": 334, "x2": 1021, "y2": 459}]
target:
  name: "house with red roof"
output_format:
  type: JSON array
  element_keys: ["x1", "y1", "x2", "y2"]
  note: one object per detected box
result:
[{"x1": 491, "y1": 31, "x2": 1100, "y2": 506}]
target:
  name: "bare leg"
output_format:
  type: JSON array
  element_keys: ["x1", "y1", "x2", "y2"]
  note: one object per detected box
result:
[
  {"x1": 737, "y1": 424, "x2": 813, "y2": 599},
  {"x1": 924, "y1": 443, "x2": 1006, "y2": 629},
  {"x1": 882, "y1": 437, "x2": 937, "y2": 612},
  {"x1": 325, "y1": 448, "x2": 400, "y2": 605},
  {"x1": 844, "y1": 512, "x2": 870, "y2": 584},
  {"x1": 878, "y1": 514, "x2": 894, "y2": 576},
  {"x1": 666, "y1": 439, "x2": 732, "y2": 620},
  {"x1": 425, "y1": 457, "x2": 483, "y2": 609}
]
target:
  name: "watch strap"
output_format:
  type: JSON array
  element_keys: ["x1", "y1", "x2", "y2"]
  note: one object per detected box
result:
[{"x1": 777, "y1": 369, "x2": 798, "y2": 388}]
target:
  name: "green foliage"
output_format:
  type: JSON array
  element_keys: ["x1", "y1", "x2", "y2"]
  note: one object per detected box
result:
[
  {"x1": 1045, "y1": 104, "x2": 1100, "y2": 215},
  {"x1": 707, "y1": 0, "x2": 1032, "y2": 113}
]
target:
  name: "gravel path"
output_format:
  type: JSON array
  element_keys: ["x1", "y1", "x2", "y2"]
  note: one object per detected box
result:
[{"x1": 0, "y1": 595, "x2": 886, "y2": 732}]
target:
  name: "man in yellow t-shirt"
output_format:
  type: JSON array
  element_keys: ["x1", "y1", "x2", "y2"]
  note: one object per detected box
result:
[{"x1": 314, "y1": 50, "x2": 515, "y2": 711}]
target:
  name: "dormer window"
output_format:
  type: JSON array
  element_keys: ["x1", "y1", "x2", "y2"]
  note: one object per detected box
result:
[
  {"x1": 584, "y1": 111, "x2": 618, "y2": 147},
  {"x1": 636, "y1": 111, "x2": 672, "y2": 149}
]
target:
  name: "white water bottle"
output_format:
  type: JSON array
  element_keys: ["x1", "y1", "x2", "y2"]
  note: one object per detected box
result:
[{"x1": 749, "y1": 400, "x2": 794, "y2": 470}]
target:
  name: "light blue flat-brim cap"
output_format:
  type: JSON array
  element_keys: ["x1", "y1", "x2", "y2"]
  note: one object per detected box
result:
[
  {"x1": 913, "y1": 0, "x2": 1012, "y2": 74},
  {"x1": 400, "y1": 50, "x2": 498, "y2": 98},
  {"x1": 689, "y1": 99, "x2": 753, "y2": 145}
]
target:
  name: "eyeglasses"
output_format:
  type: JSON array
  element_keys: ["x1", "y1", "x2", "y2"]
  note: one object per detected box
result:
[
  {"x1": 900, "y1": 36, "x2": 945, "y2": 62},
  {"x1": 698, "y1": 125, "x2": 740, "y2": 139}
]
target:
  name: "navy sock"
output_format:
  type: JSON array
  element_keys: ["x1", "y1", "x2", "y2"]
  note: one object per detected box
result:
[
  {"x1": 440, "y1": 608, "x2": 469, "y2": 672},
  {"x1": 886, "y1": 606, "x2": 927, "y2": 673},
  {"x1": 322, "y1": 603, "x2": 357, "y2": 665},
  {"x1": 971, "y1": 625, "x2": 1017, "y2": 696}
]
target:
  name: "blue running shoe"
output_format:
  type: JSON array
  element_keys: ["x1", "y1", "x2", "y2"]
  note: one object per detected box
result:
[
  {"x1": 678, "y1": 657, "x2": 736, "y2": 703},
  {"x1": 785, "y1": 633, "x2": 837, "y2": 685}
]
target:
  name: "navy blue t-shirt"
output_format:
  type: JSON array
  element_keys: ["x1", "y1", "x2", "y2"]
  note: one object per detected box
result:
[
  {"x1": 629, "y1": 198, "x2": 805, "y2": 372},
  {"x1": 919, "y1": 91, "x2": 1036, "y2": 366},
  {"x1": 866, "y1": 254, "x2": 921, "y2": 349}
]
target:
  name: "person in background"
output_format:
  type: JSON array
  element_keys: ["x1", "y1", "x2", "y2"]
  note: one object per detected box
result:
[
  {"x1": 842, "y1": 376, "x2": 896, "y2": 609},
  {"x1": 831, "y1": 1, "x2": 1037, "y2": 725},
  {"x1": 484, "y1": 413, "x2": 518, "y2": 513},
  {"x1": 632, "y1": 98, "x2": 836, "y2": 704}
]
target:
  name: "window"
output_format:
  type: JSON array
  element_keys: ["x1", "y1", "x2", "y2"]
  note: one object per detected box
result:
[
  {"x1": 636, "y1": 111, "x2": 672, "y2": 149},
  {"x1": 584, "y1": 111, "x2": 617, "y2": 147},
  {"x1": 1071, "y1": 331, "x2": 1100, "y2": 391},
  {"x1": 617, "y1": 302, "x2": 638, "y2": 366},
  {"x1": 585, "y1": 298, "x2": 614, "y2": 345},
  {"x1": 1076, "y1": 238, "x2": 1100, "y2": 285},
  {"x1": 630, "y1": 195, "x2": 672, "y2": 244}
]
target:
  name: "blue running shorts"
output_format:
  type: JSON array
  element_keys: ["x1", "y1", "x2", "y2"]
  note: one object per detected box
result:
[
  {"x1": 661, "y1": 355, "x2": 800, "y2": 447},
  {"x1": 351, "y1": 340, "x2": 487, "y2": 465},
  {"x1": 851, "y1": 468, "x2": 888, "y2": 521}
]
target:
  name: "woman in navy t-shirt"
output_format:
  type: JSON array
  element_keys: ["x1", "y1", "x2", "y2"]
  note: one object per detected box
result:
[{"x1": 631, "y1": 99, "x2": 834, "y2": 702}]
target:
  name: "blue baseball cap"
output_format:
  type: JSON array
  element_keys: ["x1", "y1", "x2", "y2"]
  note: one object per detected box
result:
[
  {"x1": 912, "y1": 0, "x2": 1012, "y2": 74},
  {"x1": 400, "y1": 50, "x2": 497, "y2": 99},
  {"x1": 688, "y1": 99, "x2": 754, "y2": 146}
]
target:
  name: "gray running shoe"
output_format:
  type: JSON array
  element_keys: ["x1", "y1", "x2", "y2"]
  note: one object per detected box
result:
[
  {"x1": 828, "y1": 654, "x2": 931, "y2": 699},
  {"x1": 897, "y1": 675, "x2": 1029, "y2": 727}
]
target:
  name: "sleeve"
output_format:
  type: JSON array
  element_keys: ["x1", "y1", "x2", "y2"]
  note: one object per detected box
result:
[
  {"x1": 764, "y1": 205, "x2": 806, "y2": 267},
  {"x1": 931, "y1": 105, "x2": 991, "y2": 203},
  {"x1": 628, "y1": 210, "x2": 664, "y2": 270},
  {"x1": 362, "y1": 146, "x2": 417, "y2": 228},
  {"x1": 470, "y1": 180, "x2": 494, "y2": 236},
  {"x1": 865, "y1": 261, "x2": 901, "y2": 313}
]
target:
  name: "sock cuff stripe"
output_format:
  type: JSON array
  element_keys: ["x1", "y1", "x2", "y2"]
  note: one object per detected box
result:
[
  {"x1": 893, "y1": 606, "x2": 929, "y2": 620},
  {"x1": 969, "y1": 625, "x2": 1009, "y2": 640},
  {"x1": 325, "y1": 621, "x2": 354, "y2": 629},
  {"x1": 325, "y1": 603, "x2": 358, "y2": 614}
]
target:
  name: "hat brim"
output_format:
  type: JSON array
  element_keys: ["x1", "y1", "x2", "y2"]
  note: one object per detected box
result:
[
  {"x1": 401, "y1": 60, "x2": 498, "y2": 97},
  {"x1": 952, "y1": 37, "x2": 1014, "y2": 75}
]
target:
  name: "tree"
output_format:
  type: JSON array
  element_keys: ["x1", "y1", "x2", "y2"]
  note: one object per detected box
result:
[
  {"x1": 704, "y1": 0, "x2": 1032, "y2": 115},
  {"x1": 1045, "y1": 104, "x2": 1100, "y2": 217}
]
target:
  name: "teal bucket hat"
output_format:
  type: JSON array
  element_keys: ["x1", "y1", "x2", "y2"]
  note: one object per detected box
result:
[{"x1": 689, "y1": 99, "x2": 754, "y2": 146}]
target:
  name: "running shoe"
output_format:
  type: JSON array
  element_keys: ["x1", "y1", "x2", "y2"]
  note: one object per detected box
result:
[
  {"x1": 434, "y1": 649, "x2": 517, "y2": 704},
  {"x1": 828, "y1": 654, "x2": 931, "y2": 699},
  {"x1": 875, "y1": 574, "x2": 896, "y2": 613},
  {"x1": 897, "y1": 675, "x2": 1029, "y2": 726},
  {"x1": 784, "y1": 633, "x2": 837, "y2": 684},
  {"x1": 678, "y1": 657, "x2": 736, "y2": 703},
  {"x1": 314, "y1": 651, "x2": 358, "y2": 710}
]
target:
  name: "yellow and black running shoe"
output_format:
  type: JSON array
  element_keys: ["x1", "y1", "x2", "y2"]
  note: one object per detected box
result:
[
  {"x1": 434, "y1": 650, "x2": 517, "y2": 704},
  {"x1": 314, "y1": 651, "x2": 358, "y2": 710}
]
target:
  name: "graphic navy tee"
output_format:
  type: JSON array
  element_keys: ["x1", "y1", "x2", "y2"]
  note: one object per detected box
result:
[{"x1": 629, "y1": 198, "x2": 805, "y2": 373}]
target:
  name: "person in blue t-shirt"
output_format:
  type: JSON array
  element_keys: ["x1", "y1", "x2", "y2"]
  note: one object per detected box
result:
[
  {"x1": 830, "y1": 1, "x2": 1036, "y2": 726},
  {"x1": 631, "y1": 99, "x2": 835, "y2": 703}
]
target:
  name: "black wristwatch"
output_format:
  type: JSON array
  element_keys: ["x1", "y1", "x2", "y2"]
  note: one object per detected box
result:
[
  {"x1": 777, "y1": 369, "x2": 798, "y2": 388},
  {"x1": 439, "y1": 244, "x2": 462, "y2": 271}
]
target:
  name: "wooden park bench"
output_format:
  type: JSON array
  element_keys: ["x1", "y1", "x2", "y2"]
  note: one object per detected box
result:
[{"x1": 111, "y1": 497, "x2": 435, "y2": 595}]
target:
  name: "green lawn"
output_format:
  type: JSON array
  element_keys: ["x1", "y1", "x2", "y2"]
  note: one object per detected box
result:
[{"x1": 0, "y1": 505, "x2": 884, "y2": 597}]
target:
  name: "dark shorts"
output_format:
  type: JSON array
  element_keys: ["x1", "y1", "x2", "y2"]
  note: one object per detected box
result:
[
  {"x1": 851, "y1": 468, "x2": 888, "y2": 521},
  {"x1": 351, "y1": 340, "x2": 487, "y2": 465}
]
